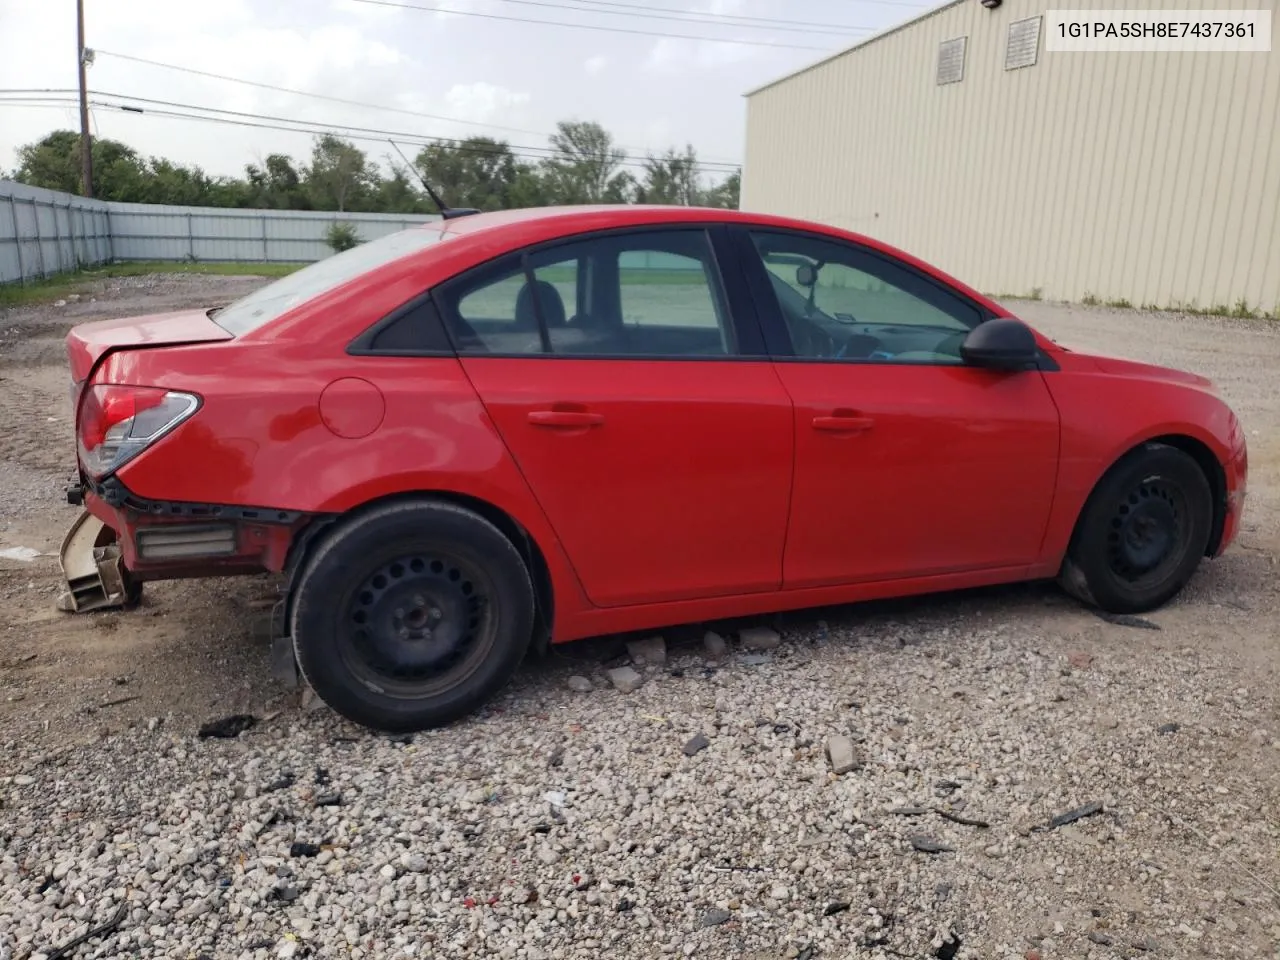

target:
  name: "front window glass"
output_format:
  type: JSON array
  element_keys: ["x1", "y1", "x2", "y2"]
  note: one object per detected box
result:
[
  {"x1": 749, "y1": 230, "x2": 982, "y2": 364},
  {"x1": 212, "y1": 226, "x2": 447, "y2": 336}
]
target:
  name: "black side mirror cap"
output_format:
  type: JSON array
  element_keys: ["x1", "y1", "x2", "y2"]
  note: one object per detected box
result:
[{"x1": 960, "y1": 317, "x2": 1041, "y2": 371}]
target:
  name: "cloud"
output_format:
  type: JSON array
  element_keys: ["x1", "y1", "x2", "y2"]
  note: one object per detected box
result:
[
  {"x1": 584, "y1": 55, "x2": 608, "y2": 76},
  {"x1": 643, "y1": 36, "x2": 761, "y2": 75},
  {"x1": 443, "y1": 82, "x2": 532, "y2": 126}
]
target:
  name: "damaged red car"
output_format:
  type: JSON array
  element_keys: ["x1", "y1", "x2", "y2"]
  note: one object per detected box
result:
[{"x1": 59, "y1": 205, "x2": 1248, "y2": 731}]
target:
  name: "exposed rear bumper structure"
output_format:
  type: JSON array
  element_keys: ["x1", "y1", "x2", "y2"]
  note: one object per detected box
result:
[
  {"x1": 56, "y1": 477, "x2": 309, "y2": 613},
  {"x1": 56, "y1": 509, "x2": 136, "y2": 612}
]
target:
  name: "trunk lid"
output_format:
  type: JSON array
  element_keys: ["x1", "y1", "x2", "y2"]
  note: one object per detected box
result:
[{"x1": 66, "y1": 308, "x2": 233, "y2": 384}]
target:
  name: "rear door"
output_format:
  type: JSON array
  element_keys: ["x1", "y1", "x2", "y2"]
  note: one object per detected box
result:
[{"x1": 435, "y1": 225, "x2": 795, "y2": 608}]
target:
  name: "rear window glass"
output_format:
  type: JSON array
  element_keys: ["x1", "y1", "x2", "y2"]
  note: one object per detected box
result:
[{"x1": 211, "y1": 226, "x2": 447, "y2": 336}]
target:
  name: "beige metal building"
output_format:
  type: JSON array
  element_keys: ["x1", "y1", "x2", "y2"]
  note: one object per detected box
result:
[{"x1": 741, "y1": 0, "x2": 1280, "y2": 316}]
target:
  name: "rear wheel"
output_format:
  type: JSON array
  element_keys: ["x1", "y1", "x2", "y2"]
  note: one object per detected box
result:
[
  {"x1": 1059, "y1": 443, "x2": 1213, "y2": 614},
  {"x1": 290, "y1": 500, "x2": 535, "y2": 732}
]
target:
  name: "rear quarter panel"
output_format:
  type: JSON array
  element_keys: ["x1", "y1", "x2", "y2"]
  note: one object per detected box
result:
[
  {"x1": 1036, "y1": 353, "x2": 1240, "y2": 568},
  {"x1": 102, "y1": 342, "x2": 594, "y2": 623}
]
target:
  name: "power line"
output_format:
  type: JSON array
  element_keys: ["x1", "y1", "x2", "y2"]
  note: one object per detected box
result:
[
  {"x1": 79, "y1": 96, "x2": 740, "y2": 176},
  {"x1": 416, "y1": 0, "x2": 873, "y2": 35},
  {"x1": 86, "y1": 91, "x2": 741, "y2": 170},
  {"x1": 557, "y1": 0, "x2": 926, "y2": 18},
  {"x1": 345, "y1": 0, "x2": 834, "y2": 49},
  {"x1": 90, "y1": 50, "x2": 745, "y2": 164}
]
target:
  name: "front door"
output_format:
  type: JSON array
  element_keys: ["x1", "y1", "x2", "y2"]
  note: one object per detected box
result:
[
  {"x1": 733, "y1": 226, "x2": 1061, "y2": 589},
  {"x1": 435, "y1": 225, "x2": 794, "y2": 608}
]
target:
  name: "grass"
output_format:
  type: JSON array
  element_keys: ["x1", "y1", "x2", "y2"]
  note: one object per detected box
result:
[{"x1": 0, "y1": 260, "x2": 305, "y2": 309}]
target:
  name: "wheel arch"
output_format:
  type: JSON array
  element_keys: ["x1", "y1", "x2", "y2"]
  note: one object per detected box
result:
[
  {"x1": 1068, "y1": 432, "x2": 1227, "y2": 560},
  {"x1": 281, "y1": 490, "x2": 557, "y2": 655}
]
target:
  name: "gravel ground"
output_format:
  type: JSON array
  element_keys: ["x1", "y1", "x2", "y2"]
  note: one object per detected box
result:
[{"x1": 1, "y1": 279, "x2": 1279, "y2": 960}]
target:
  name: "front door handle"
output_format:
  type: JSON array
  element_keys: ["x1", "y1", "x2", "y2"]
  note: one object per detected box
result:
[
  {"x1": 528, "y1": 409, "x2": 605, "y2": 428},
  {"x1": 812, "y1": 413, "x2": 875, "y2": 433}
]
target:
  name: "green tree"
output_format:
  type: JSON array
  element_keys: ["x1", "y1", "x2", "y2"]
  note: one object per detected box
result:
[
  {"x1": 637, "y1": 145, "x2": 702, "y2": 206},
  {"x1": 304, "y1": 135, "x2": 375, "y2": 212},
  {"x1": 246, "y1": 153, "x2": 310, "y2": 209},
  {"x1": 372, "y1": 162, "x2": 428, "y2": 214},
  {"x1": 14, "y1": 130, "x2": 83, "y2": 193},
  {"x1": 413, "y1": 137, "x2": 518, "y2": 211},
  {"x1": 14, "y1": 130, "x2": 148, "y2": 200},
  {"x1": 702, "y1": 169, "x2": 741, "y2": 210},
  {"x1": 540, "y1": 120, "x2": 628, "y2": 204},
  {"x1": 144, "y1": 158, "x2": 215, "y2": 206},
  {"x1": 505, "y1": 163, "x2": 551, "y2": 209}
]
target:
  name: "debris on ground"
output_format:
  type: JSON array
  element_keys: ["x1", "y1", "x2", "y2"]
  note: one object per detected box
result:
[
  {"x1": 1050, "y1": 800, "x2": 1105, "y2": 829},
  {"x1": 1094, "y1": 611, "x2": 1162, "y2": 630},
  {"x1": 936, "y1": 809, "x2": 990, "y2": 828},
  {"x1": 909, "y1": 836, "x2": 955, "y2": 854},
  {"x1": 42, "y1": 902, "x2": 128, "y2": 960},
  {"x1": 196, "y1": 714, "x2": 256, "y2": 739},
  {"x1": 567, "y1": 675, "x2": 593, "y2": 693}
]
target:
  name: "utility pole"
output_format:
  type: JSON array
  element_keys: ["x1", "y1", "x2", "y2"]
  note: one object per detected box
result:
[{"x1": 76, "y1": 0, "x2": 93, "y2": 197}]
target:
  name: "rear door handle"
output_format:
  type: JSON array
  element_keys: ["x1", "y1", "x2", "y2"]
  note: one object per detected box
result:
[
  {"x1": 528, "y1": 410, "x2": 604, "y2": 428},
  {"x1": 812, "y1": 413, "x2": 875, "y2": 433}
]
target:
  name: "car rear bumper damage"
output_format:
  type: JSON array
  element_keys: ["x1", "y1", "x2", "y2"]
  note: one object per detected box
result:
[{"x1": 57, "y1": 475, "x2": 310, "y2": 611}]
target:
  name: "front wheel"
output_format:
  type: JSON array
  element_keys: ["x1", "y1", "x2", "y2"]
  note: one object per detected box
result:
[
  {"x1": 290, "y1": 500, "x2": 535, "y2": 732},
  {"x1": 1059, "y1": 443, "x2": 1214, "y2": 614}
]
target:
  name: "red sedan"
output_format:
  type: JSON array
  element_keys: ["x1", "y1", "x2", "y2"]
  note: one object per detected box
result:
[{"x1": 60, "y1": 205, "x2": 1248, "y2": 731}]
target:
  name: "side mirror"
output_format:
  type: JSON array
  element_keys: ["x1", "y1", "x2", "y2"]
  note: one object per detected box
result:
[{"x1": 960, "y1": 317, "x2": 1040, "y2": 371}]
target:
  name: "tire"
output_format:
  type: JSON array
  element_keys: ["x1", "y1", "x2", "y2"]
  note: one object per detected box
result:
[
  {"x1": 290, "y1": 500, "x2": 535, "y2": 732},
  {"x1": 1059, "y1": 442, "x2": 1213, "y2": 614}
]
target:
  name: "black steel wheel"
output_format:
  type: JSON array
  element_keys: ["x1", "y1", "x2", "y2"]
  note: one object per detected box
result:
[
  {"x1": 1060, "y1": 442, "x2": 1213, "y2": 614},
  {"x1": 341, "y1": 550, "x2": 496, "y2": 701},
  {"x1": 291, "y1": 500, "x2": 535, "y2": 732}
]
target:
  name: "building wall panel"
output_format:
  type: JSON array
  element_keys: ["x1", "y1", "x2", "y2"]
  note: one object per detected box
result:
[{"x1": 743, "y1": 0, "x2": 1280, "y2": 314}]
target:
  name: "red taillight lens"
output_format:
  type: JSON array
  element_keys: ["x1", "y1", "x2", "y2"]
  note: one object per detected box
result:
[{"x1": 77, "y1": 384, "x2": 200, "y2": 478}]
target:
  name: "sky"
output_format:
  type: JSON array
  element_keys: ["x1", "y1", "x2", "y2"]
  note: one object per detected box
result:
[{"x1": 0, "y1": 0, "x2": 933, "y2": 184}]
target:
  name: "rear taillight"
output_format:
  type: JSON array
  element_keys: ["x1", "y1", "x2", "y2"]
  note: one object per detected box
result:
[{"x1": 77, "y1": 383, "x2": 200, "y2": 478}]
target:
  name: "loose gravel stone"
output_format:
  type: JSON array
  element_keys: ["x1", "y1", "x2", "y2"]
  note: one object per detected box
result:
[
  {"x1": 825, "y1": 734, "x2": 862, "y2": 774},
  {"x1": 702, "y1": 631, "x2": 728, "y2": 660},
  {"x1": 627, "y1": 635, "x2": 667, "y2": 665},
  {"x1": 682, "y1": 733, "x2": 709, "y2": 756},
  {"x1": 567, "y1": 675, "x2": 593, "y2": 693},
  {"x1": 697, "y1": 908, "x2": 732, "y2": 929},
  {"x1": 739, "y1": 626, "x2": 781, "y2": 651},
  {"x1": 607, "y1": 665, "x2": 644, "y2": 693}
]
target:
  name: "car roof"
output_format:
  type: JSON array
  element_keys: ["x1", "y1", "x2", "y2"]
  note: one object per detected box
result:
[{"x1": 430, "y1": 204, "x2": 836, "y2": 239}]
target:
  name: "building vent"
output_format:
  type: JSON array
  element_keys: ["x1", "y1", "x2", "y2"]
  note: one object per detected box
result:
[
  {"x1": 936, "y1": 36, "x2": 967, "y2": 85},
  {"x1": 1005, "y1": 16, "x2": 1042, "y2": 70}
]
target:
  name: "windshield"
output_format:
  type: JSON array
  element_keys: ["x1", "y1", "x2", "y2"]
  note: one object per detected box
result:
[{"x1": 211, "y1": 225, "x2": 447, "y2": 336}]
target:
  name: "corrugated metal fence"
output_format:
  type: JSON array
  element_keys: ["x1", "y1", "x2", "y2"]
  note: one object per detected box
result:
[
  {"x1": 0, "y1": 179, "x2": 440, "y2": 285},
  {"x1": 0, "y1": 180, "x2": 112, "y2": 283}
]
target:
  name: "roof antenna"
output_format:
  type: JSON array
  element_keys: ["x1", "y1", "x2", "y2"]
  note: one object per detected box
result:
[{"x1": 389, "y1": 139, "x2": 480, "y2": 220}]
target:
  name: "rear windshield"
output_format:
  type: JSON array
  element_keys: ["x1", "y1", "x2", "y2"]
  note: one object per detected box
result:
[{"x1": 211, "y1": 225, "x2": 447, "y2": 336}]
